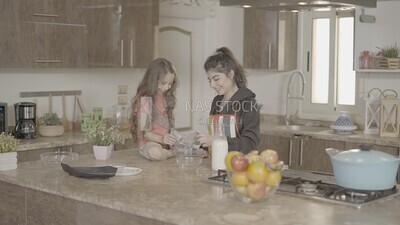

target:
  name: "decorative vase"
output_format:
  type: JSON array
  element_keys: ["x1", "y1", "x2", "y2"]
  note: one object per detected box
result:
[
  {"x1": 0, "y1": 152, "x2": 17, "y2": 171},
  {"x1": 93, "y1": 144, "x2": 113, "y2": 160}
]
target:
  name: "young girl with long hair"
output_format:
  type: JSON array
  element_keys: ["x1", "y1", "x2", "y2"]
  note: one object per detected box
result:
[{"x1": 131, "y1": 58, "x2": 178, "y2": 160}]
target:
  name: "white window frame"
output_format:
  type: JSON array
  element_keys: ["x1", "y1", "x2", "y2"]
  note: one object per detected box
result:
[{"x1": 300, "y1": 10, "x2": 357, "y2": 121}]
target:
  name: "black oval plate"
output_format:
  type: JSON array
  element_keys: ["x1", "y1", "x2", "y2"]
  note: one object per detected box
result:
[{"x1": 61, "y1": 163, "x2": 117, "y2": 179}]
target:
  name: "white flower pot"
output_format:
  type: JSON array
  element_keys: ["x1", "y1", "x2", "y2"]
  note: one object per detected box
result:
[
  {"x1": 0, "y1": 152, "x2": 17, "y2": 171},
  {"x1": 93, "y1": 144, "x2": 114, "y2": 160}
]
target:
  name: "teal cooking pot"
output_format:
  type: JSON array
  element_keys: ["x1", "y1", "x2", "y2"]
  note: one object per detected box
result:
[{"x1": 326, "y1": 146, "x2": 400, "y2": 190}]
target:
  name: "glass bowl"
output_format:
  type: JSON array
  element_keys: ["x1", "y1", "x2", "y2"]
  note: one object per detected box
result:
[
  {"x1": 176, "y1": 155, "x2": 202, "y2": 171},
  {"x1": 173, "y1": 144, "x2": 203, "y2": 171},
  {"x1": 40, "y1": 150, "x2": 79, "y2": 168},
  {"x1": 227, "y1": 161, "x2": 283, "y2": 203}
]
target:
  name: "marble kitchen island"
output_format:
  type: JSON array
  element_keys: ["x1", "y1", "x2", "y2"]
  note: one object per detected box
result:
[{"x1": 1, "y1": 149, "x2": 400, "y2": 225}]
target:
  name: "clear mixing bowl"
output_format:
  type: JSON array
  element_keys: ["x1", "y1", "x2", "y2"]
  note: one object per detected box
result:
[
  {"x1": 40, "y1": 150, "x2": 79, "y2": 168},
  {"x1": 173, "y1": 144, "x2": 203, "y2": 171}
]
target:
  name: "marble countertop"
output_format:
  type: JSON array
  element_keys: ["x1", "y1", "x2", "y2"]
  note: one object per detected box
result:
[
  {"x1": 260, "y1": 123, "x2": 400, "y2": 147},
  {"x1": 1, "y1": 149, "x2": 400, "y2": 225},
  {"x1": 17, "y1": 131, "x2": 132, "y2": 151}
]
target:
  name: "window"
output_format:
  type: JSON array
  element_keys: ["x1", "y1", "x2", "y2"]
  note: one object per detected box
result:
[{"x1": 301, "y1": 10, "x2": 356, "y2": 120}]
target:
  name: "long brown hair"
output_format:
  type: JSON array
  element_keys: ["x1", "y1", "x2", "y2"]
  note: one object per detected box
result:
[
  {"x1": 204, "y1": 47, "x2": 247, "y2": 88},
  {"x1": 130, "y1": 58, "x2": 178, "y2": 141}
]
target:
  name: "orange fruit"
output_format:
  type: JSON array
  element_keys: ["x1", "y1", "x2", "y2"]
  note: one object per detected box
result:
[
  {"x1": 246, "y1": 161, "x2": 268, "y2": 183},
  {"x1": 265, "y1": 171, "x2": 282, "y2": 187},
  {"x1": 231, "y1": 171, "x2": 249, "y2": 187}
]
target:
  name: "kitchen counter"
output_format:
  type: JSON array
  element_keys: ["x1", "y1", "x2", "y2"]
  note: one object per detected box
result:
[
  {"x1": 17, "y1": 131, "x2": 132, "y2": 151},
  {"x1": 15, "y1": 131, "x2": 134, "y2": 163},
  {"x1": 261, "y1": 123, "x2": 400, "y2": 147},
  {"x1": 17, "y1": 120, "x2": 400, "y2": 155},
  {"x1": 1, "y1": 149, "x2": 400, "y2": 225}
]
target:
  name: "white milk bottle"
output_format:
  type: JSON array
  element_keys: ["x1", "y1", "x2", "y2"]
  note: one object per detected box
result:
[{"x1": 211, "y1": 123, "x2": 228, "y2": 171}]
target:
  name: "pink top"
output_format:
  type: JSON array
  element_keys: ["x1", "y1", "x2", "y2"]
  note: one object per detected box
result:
[{"x1": 134, "y1": 95, "x2": 170, "y2": 147}]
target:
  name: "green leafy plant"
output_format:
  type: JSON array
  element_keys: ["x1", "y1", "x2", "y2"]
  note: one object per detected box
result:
[
  {"x1": 85, "y1": 122, "x2": 125, "y2": 146},
  {"x1": 378, "y1": 44, "x2": 400, "y2": 58},
  {"x1": 39, "y1": 113, "x2": 62, "y2": 126},
  {"x1": 0, "y1": 133, "x2": 20, "y2": 153}
]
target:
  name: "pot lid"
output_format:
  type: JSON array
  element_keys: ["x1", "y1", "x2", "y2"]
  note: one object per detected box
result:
[{"x1": 333, "y1": 145, "x2": 397, "y2": 164}]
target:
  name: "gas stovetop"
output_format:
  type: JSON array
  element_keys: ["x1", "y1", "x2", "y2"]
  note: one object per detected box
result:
[{"x1": 204, "y1": 169, "x2": 400, "y2": 208}]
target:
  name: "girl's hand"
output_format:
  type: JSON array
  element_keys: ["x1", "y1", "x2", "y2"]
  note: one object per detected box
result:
[
  {"x1": 163, "y1": 134, "x2": 176, "y2": 145},
  {"x1": 196, "y1": 133, "x2": 213, "y2": 148}
]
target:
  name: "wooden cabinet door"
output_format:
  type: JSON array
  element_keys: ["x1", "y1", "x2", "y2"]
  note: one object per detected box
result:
[
  {"x1": 18, "y1": 0, "x2": 84, "y2": 24},
  {"x1": 121, "y1": 0, "x2": 157, "y2": 68},
  {"x1": 302, "y1": 138, "x2": 345, "y2": 173},
  {"x1": 7, "y1": 0, "x2": 88, "y2": 68},
  {"x1": 85, "y1": 0, "x2": 157, "y2": 68},
  {"x1": 85, "y1": 0, "x2": 122, "y2": 68},
  {"x1": 243, "y1": 10, "x2": 297, "y2": 70},
  {"x1": 261, "y1": 134, "x2": 291, "y2": 166},
  {"x1": 21, "y1": 23, "x2": 88, "y2": 68},
  {"x1": 0, "y1": 0, "x2": 28, "y2": 67},
  {"x1": 244, "y1": 9, "x2": 277, "y2": 69}
]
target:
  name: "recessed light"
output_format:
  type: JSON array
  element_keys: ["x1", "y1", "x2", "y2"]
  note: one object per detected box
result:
[{"x1": 242, "y1": 5, "x2": 252, "y2": 8}]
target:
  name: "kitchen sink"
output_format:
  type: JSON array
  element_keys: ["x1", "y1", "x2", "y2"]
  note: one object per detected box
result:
[{"x1": 276, "y1": 125, "x2": 328, "y2": 132}]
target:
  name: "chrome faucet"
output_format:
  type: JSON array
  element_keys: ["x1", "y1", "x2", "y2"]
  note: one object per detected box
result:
[{"x1": 285, "y1": 71, "x2": 306, "y2": 125}]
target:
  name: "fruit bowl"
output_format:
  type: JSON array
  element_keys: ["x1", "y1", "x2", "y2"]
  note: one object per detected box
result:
[{"x1": 225, "y1": 150, "x2": 283, "y2": 203}]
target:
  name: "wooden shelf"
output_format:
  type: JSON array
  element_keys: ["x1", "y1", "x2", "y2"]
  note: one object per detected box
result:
[{"x1": 356, "y1": 69, "x2": 400, "y2": 73}]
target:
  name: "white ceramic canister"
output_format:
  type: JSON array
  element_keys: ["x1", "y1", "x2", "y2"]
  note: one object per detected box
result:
[{"x1": 211, "y1": 123, "x2": 228, "y2": 171}]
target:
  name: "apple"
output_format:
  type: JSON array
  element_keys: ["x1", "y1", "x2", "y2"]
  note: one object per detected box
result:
[
  {"x1": 224, "y1": 151, "x2": 242, "y2": 172},
  {"x1": 260, "y1": 149, "x2": 279, "y2": 164},
  {"x1": 231, "y1": 154, "x2": 249, "y2": 172},
  {"x1": 246, "y1": 182, "x2": 266, "y2": 201}
]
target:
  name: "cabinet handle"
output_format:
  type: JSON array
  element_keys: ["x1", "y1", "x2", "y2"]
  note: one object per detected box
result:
[
  {"x1": 288, "y1": 139, "x2": 293, "y2": 167},
  {"x1": 268, "y1": 43, "x2": 272, "y2": 69},
  {"x1": 307, "y1": 51, "x2": 310, "y2": 72},
  {"x1": 130, "y1": 40, "x2": 133, "y2": 67},
  {"x1": 299, "y1": 139, "x2": 304, "y2": 166},
  {"x1": 120, "y1": 40, "x2": 124, "y2": 67},
  {"x1": 33, "y1": 13, "x2": 60, "y2": 18},
  {"x1": 35, "y1": 59, "x2": 61, "y2": 63}
]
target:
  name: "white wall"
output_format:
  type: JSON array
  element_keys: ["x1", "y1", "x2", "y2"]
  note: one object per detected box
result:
[{"x1": 0, "y1": 68, "x2": 145, "y2": 126}]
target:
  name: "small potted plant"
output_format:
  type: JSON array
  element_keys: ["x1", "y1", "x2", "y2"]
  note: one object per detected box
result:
[
  {"x1": 85, "y1": 122, "x2": 125, "y2": 160},
  {"x1": 38, "y1": 113, "x2": 65, "y2": 137},
  {"x1": 377, "y1": 44, "x2": 400, "y2": 69},
  {"x1": 0, "y1": 132, "x2": 20, "y2": 171}
]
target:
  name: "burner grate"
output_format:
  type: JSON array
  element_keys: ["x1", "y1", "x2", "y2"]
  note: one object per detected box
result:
[{"x1": 278, "y1": 169, "x2": 400, "y2": 207}]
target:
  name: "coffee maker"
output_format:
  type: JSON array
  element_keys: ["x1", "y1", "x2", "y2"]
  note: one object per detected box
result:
[
  {"x1": 0, "y1": 102, "x2": 7, "y2": 134},
  {"x1": 14, "y1": 102, "x2": 36, "y2": 139}
]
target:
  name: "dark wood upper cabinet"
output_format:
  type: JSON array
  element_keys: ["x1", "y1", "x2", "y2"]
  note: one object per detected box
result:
[
  {"x1": 244, "y1": 9, "x2": 298, "y2": 71},
  {"x1": 81, "y1": 0, "x2": 159, "y2": 68},
  {"x1": 0, "y1": 0, "x2": 158, "y2": 68}
]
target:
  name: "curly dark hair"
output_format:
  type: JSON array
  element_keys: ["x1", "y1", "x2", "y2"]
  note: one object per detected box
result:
[{"x1": 204, "y1": 47, "x2": 247, "y2": 88}]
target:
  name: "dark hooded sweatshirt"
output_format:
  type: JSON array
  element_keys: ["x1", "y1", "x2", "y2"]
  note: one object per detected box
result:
[{"x1": 209, "y1": 87, "x2": 260, "y2": 154}]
